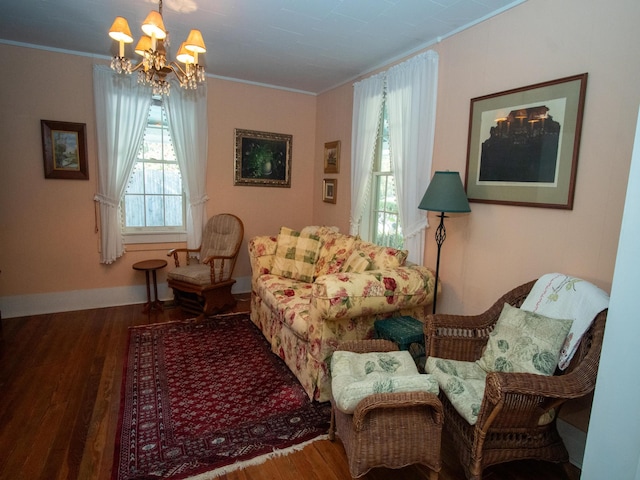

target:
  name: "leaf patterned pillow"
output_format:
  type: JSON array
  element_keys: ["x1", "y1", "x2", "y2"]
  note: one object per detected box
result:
[
  {"x1": 331, "y1": 350, "x2": 439, "y2": 414},
  {"x1": 476, "y1": 303, "x2": 573, "y2": 376}
]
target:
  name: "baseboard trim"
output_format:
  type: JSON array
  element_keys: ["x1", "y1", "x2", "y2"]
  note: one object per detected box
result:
[
  {"x1": 557, "y1": 418, "x2": 587, "y2": 468},
  {"x1": 0, "y1": 276, "x2": 252, "y2": 318}
]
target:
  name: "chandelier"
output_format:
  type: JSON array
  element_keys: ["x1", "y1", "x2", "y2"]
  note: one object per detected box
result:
[{"x1": 108, "y1": 0, "x2": 206, "y2": 95}]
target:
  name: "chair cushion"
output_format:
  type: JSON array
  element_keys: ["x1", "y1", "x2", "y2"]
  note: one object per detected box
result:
[
  {"x1": 476, "y1": 303, "x2": 573, "y2": 376},
  {"x1": 271, "y1": 227, "x2": 322, "y2": 283},
  {"x1": 331, "y1": 350, "x2": 439, "y2": 414},
  {"x1": 426, "y1": 357, "x2": 487, "y2": 425},
  {"x1": 167, "y1": 264, "x2": 212, "y2": 286}
]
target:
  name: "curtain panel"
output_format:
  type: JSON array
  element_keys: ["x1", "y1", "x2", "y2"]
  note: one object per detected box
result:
[
  {"x1": 387, "y1": 51, "x2": 439, "y2": 264},
  {"x1": 93, "y1": 65, "x2": 152, "y2": 264},
  {"x1": 350, "y1": 51, "x2": 439, "y2": 264},
  {"x1": 164, "y1": 82, "x2": 209, "y2": 252}
]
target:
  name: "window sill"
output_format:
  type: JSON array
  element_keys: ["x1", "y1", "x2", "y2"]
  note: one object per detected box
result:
[{"x1": 123, "y1": 232, "x2": 187, "y2": 245}]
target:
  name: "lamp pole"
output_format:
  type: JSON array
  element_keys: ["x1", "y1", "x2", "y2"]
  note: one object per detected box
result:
[{"x1": 432, "y1": 212, "x2": 447, "y2": 315}]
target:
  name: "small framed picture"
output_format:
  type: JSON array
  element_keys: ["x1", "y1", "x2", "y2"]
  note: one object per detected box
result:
[
  {"x1": 41, "y1": 120, "x2": 89, "y2": 180},
  {"x1": 323, "y1": 140, "x2": 340, "y2": 174},
  {"x1": 323, "y1": 178, "x2": 337, "y2": 204}
]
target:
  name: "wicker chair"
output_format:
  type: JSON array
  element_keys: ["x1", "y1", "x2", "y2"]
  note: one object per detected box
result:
[
  {"x1": 167, "y1": 213, "x2": 244, "y2": 316},
  {"x1": 424, "y1": 280, "x2": 607, "y2": 480},
  {"x1": 329, "y1": 339, "x2": 444, "y2": 479}
]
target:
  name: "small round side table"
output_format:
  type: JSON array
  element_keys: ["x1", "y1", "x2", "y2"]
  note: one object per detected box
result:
[{"x1": 133, "y1": 259, "x2": 168, "y2": 313}]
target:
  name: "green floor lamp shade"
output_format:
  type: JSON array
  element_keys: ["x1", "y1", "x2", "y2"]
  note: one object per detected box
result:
[{"x1": 418, "y1": 171, "x2": 471, "y2": 314}]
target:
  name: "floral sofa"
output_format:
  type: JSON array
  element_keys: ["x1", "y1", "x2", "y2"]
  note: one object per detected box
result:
[{"x1": 248, "y1": 225, "x2": 437, "y2": 402}]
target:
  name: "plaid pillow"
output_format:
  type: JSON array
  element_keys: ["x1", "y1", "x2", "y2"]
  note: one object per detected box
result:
[{"x1": 271, "y1": 226, "x2": 322, "y2": 283}]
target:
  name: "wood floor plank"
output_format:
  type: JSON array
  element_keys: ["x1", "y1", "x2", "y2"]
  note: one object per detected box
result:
[{"x1": 0, "y1": 298, "x2": 582, "y2": 480}]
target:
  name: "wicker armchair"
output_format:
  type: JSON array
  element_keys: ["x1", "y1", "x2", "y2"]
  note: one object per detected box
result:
[
  {"x1": 167, "y1": 213, "x2": 244, "y2": 316},
  {"x1": 329, "y1": 339, "x2": 444, "y2": 479},
  {"x1": 424, "y1": 280, "x2": 607, "y2": 480}
]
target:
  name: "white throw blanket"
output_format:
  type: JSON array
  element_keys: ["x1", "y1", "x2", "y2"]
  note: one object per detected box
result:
[{"x1": 520, "y1": 273, "x2": 609, "y2": 370}]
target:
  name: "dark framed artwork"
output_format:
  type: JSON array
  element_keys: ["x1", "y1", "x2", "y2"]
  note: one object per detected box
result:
[
  {"x1": 234, "y1": 129, "x2": 292, "y2": 187},
  {"x1": 323, "y1": 178, "x2": 337, "y2": 204},
  {"x1": 323, "y1": 140, "x2": 340, "y2": 174},
  {"x1": 41, "y1": 120, "x2": 89, "y2": 180},
  {"x1": 465, "y1": 73, "x2": 588, "y2": 209}
]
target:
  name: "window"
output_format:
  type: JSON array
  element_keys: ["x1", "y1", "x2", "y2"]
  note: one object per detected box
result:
[
  {"x1": 367, "y1": 102, "x2": 403, "y2": 248},
  {"x1": 122, "y1": 99, "x2": 186, "y2": 242}
]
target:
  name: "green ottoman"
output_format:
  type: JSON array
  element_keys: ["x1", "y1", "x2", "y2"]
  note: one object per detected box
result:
[
  {"x1": 374, "y1": 316, "x2": 424, "y2": 351},
  {"x1": 375, "y1": 316, "x2": 426, "y2": 370}
]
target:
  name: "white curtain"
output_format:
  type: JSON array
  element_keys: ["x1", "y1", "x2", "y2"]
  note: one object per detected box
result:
[
  {"x1": 164, "y1": 81, "x2": 209, "y2": 251},
  {"x1": 387, "y1": 51, "x2": 439, "y2": 264},
  {"x1": 93, "y1": 65, "x2": 152, "y2": 264},
  {"x1": 349, "y1": 72, "x2": 385, "y2": 236}
]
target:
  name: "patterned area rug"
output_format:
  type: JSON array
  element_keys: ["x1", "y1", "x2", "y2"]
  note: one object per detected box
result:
[{"x1": 112, "y1": 313, "x2": 331, "y2": 480}]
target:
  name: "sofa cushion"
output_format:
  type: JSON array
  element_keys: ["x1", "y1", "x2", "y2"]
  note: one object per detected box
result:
[
  {"x1": 477, "y1": 303, "x2": 573, "y2": 376},
  {"x1": 332, "y1": 350, "x2": 439, "y2": 414},
  {"x1": 271, "y1": 227, "x2": 322, "y2": 283},
  {"x1": 255, "y1": 275, "x2": 313, "y2": 341},
  {"x1": 356, "y1": 241, "x2": 408, "y2": 269}
]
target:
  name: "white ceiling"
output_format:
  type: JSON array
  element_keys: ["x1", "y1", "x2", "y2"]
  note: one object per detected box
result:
[{"x1": 0, "y1": 0, "x2": 524, "y2": 94}]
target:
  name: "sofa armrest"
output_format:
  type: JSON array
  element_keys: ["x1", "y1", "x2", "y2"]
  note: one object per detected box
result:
[
  {"x1": 311, "y1": 265, "x2": 436, "y2": 321},
  {"x1": 248, "y1": 235, "x2": 277, "y2": 286}
]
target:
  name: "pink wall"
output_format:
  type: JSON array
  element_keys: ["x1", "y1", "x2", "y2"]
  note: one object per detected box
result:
[
  {"x1": 0, "y1": 45, "x2": 316, "y2": 301},
  {"x1": 314, "y1": 0, "x2": 640, "y2": 315},
  {"x1": 2, "y1": 0, "x2": 639, "y2": 319}
]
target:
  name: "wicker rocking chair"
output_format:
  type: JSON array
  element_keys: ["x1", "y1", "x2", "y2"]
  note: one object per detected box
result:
[
  {"x1": 167, "y1": 213, "x2": 244, "y2": 316},
  {"x1": 329, "y1": 339, "x2": 444, "y2": 479},
  {"x1": 424, "y1": 280, "x2": 607, "y2": 480}
]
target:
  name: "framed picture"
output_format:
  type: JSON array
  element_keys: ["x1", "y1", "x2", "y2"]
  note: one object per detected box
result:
[
  {"x1": 465, "y1": 73, "x2": 588, "y2": 209},
  {"x1": 323, "y1": 140, "x2": 340, "y2": 174},
  {"x1": 41, "y1": 120, "x2": 89, "y2": 180},
  {"x1": 323, "y1": 178, "x2": 337, "y2": 204},
  {"x1": 234, "y1": 129, "x2": 292, "y2": 187}
]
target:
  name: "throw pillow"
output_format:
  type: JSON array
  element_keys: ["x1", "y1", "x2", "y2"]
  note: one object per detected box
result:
[
  {"x1": 271, "y1": 226, "x2": 322, "y2": 283},
  {"x1": 356, "y1": 241, "x2": 408, "y2": 269},
  {"x1": 476, "y1": 303, "x2": 573, "y2": 376},
  {"x1": 340, "y1": 250, "x2": 372, "y2": 273}
]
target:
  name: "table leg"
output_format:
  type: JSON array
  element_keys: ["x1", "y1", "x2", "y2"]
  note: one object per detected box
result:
[
  {"x1": 152, "y1": 269, "x2": 163, "y2": 311},
  {"x1": 143, "y1": 270, "x2": 152, "y2": 313}
]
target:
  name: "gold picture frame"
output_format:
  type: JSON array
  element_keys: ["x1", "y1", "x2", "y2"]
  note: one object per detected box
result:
[
  {"x1": 41, "y1": 120, "x2": 89, "y2": 180},
  {"x1": 323, "y1": 140, "x2": 340, "y2": 174},
  {"x1": 465, "y1": 73, "x2": 587, "y2": 209},
  {"x1": 323, "y1": 178, "x2": 337, "y2": 204},
  {"x1": 234, "y1": 129, "x2": 292, "y2": 187}
]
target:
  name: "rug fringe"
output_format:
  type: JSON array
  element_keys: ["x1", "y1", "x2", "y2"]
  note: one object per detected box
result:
[{"x1": 184, "y1": 434, "x2": 329, "y2": 480}]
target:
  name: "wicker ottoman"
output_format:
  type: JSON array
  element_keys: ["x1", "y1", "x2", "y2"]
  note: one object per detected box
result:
[{"x1": 329, "y1": 339, "x2": 443, "y2": 479}]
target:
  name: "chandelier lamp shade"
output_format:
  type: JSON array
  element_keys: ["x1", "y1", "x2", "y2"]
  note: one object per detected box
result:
[
  {"x1": 108, "y1": 0, "x2": 206, "y2": 95},
  {"x1": 418, "y1": 171, "x2": 471, "y2": 314}
]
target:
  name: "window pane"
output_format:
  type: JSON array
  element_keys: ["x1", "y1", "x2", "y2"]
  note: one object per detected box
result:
[
  {"x1": 127, "y1": 163, "x2": 144, "y2": 194},
  {"x1": 165, "y1": 195, "x2": 183, "y2": 226},
  {"x1": 144, "y1": 163, "x2": 164, "y2": 194},
  {"x1": 145, "y1": 195, "x2": 164, "y2": 226},
  {"x1": 125, "y1": 195, "x2": 145, "y2": 227},
  {"x1": 165, "y1": 163, "x2": 182, "y2": 195}
]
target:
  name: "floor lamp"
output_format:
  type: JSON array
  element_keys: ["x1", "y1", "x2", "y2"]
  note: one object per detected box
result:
[{"x1": 418, "y1": 171, "x2": 471, "y2": 314}]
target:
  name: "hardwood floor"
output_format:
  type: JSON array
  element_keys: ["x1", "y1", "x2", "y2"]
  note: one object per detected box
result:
[{"x1": 0, "y1": 297, "x2": 580, "y2": 480}]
